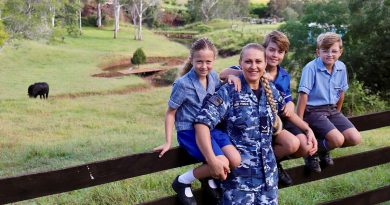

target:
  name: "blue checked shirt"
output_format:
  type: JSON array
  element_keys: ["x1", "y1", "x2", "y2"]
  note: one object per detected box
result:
[
  {"x1": 298, "y1": 57, "x2": 349, "y2": 106},
  {"x1": 168, "y1": 68, "x2": 221, "y2": 131}
]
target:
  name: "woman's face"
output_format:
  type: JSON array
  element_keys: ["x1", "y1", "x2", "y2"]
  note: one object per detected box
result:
[
  {"x1": 191, "y1": 49, "x2": 215, "y2": 78},
  {"x1": 239, "y1": 48, "x2": 266, "y2": 86}
]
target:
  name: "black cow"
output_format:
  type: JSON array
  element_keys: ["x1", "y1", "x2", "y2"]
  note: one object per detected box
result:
[{"x1": 28, "y1": 82, "x2": 49, "y2": 99}]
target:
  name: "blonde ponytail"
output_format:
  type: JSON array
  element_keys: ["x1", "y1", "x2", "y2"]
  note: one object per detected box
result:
[{"x1": 260, "y1": 76, "x2": 282, "y2": 135}]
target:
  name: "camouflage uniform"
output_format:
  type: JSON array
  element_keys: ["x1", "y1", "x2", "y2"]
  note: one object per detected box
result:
[{"x1": 195, "y1": 74, "x2": 285, "y2": 205}]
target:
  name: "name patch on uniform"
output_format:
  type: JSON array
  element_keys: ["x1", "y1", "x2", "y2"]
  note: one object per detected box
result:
[
  {"x1": 233, "y1": 101, "x2": 250, "y2": 107},
  {"x1": 208, "y1": 95, "x2": 223, "y2": 107}
]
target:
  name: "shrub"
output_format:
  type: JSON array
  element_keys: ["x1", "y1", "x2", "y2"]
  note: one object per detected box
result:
[
  {"x1": 48, "y1": 27, "x2": 66, "y2": 44},
  {"x1": 342, "y1": 78, "x2": 388, "y2": 116},
  {"x1": 131, "y1": 48, "x2": 146, "y2": 68},
  {"x1": 0, "y1": 21, "x2": 8, "y2": 47}
]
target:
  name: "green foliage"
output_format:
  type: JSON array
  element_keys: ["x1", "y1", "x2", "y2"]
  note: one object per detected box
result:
[
  {"x1": 249, "y1": 3, "x2": 267, "y2": 18},
  {"x1": 202, "y1": 31, "x2": 264, "y2": 57},
  {"x1": 342, "y1": 78, "x2": 388, "y2": 116},
  {"x1": 131, "y1": 48, "x2": 147, "y2": 68},
  {"x1": 48, "y1": 27, "x2": 66, "y2": 44},
  {"x1": 154, "y1": 68, "x2": 178, "y2": 85},
  {"x1": 81, "y1": 15, "x2": 98, "y2": 27},
  {"x1": 343, "y1": 0, "x2": 390, "y2": 99},
  {"x1": 0, "y1": 21, "x2": 8, "y2": 46}
]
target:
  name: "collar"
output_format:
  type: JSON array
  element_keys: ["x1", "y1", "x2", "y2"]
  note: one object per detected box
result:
[
  {"x1": 188, "y1": 68, "x2": 216, "y2": 101},
  {"x1": 239, "y1": 73, "x2": 262, "y2": 102}
]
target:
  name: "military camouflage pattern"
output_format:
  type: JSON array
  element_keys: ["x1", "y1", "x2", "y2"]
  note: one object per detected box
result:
[{"x1": 195, "y1": 74, "x2": 284, "y2": 204}]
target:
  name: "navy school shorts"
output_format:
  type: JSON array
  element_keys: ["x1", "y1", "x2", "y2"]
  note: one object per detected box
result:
[
  {"x1": 304, "y1": 105, "x2": 355, "y2": 139},
  {"x1": 177, "y1": 129, "x2": 233, "y2": 162}
]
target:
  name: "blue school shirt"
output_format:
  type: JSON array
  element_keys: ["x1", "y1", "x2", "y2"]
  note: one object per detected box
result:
[
  {"x1": 230, "y1": 65, "x2": 292, "y2": 103},
  {"x1": 298, "y1": 57, "x2": 349, "y2": 106},
  {"x1": 168, "y1": 68, "x2": 221, "y2": 131}
]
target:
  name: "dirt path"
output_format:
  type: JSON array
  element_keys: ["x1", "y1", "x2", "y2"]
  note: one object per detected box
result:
[{"x1": 53, "y1": 56, "x2": 184, "y2": 99}]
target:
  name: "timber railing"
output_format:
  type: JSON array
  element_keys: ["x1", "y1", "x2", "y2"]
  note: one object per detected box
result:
[{"x1": 0, "y1": 111, "x2": 389, "y2": 205}]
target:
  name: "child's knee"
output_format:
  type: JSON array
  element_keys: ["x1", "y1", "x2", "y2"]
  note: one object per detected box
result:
[
  {"x1": 283, "y1": 137, "x2": 300, "y2": 154},
  {"x1": 326, "y1": 130, "x2": 345, "y2": 148},
  {"x1": 228, "y1": 152, "x2": 241, "y2": 169},
  {"x1": 344, "y1": 129, "x2": 361, "y2": 146}
]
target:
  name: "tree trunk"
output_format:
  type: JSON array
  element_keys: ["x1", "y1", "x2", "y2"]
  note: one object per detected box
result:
[
  {"x1": 97, "y1": 3, "x2": 102, "y2": 27},
  {"x1": 113, "y1": 0, "x2": 120, "y2": 39},
  {"x1": 79, "y1": 0, "x2": 82, "y2": 35},
  {"x1": 136, "y1": 1, "x2": 143, "y2": 40}
]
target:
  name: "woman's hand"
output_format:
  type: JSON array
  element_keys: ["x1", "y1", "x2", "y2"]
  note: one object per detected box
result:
[
  {"x1": 282, "y1": 101, "x2": 294, "y2": 117},
  {"x1": 227, "y1": 75, "x2": 241, "y2": 92},
  {"x1": 153, "y1": 142, "x2": 171, "y2": 158}
]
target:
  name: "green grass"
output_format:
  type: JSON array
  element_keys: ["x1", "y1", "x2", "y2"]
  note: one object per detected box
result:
[
  {"x1": 0, "y1": 25, "x2": 388, "y2": 205},
  {"x1": 0, "y1": 26, "x2": 188, "y2": 99}
]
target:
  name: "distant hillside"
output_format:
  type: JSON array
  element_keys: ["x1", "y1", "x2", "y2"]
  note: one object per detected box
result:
[{"x1": 174, "y1": 0, "x2": 269, "y2": 5}]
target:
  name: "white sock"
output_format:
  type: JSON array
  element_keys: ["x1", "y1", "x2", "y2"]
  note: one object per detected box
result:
[
  {"x1": 208, "y1": 178, "x2": 217, "y2": 189},
  {"x1": 178, "y1": 169, "x2": 196, "y2": 184}
]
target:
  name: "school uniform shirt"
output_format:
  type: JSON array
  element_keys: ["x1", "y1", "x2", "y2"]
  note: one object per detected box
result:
[
  {"x1": 168, "y1": 68, "x2": 221, "y2": 131},
  {"x1": 230, "y1": 65, "x2": 292, "y2": 103},
  {"x1": 298, "y1": 57, "x2": 349, "y2": 106},
  {"x1": 195, "y1": 74, "x2": 285, "y2": 201}
]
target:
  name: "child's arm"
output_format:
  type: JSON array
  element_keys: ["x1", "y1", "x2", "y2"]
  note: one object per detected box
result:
[
  {"x1": 194, "y1": 123, "x2": 229, "y2": 180},
  {"x1": 282, "y1": 101, "x2": 295, "y2": 117},
  {"x1": 153, "y1": 107, "x2": 176, "y2": 158},
  {"x1": 285, "y1": 113, "x2": 318, "y2": 156},
  {"x1": 296, "y1": 92, "x2": 308, "y2": 119},
  {"x1": 336, "y1": 92, "x2": 345, "y2": 112},
  {"x1": 219, "y1": 67, "x2": 242, "y2": 82}
]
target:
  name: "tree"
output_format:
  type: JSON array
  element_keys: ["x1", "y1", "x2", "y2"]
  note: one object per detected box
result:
[
  {"x1": 279, "y1": 0, "x2": 350, "y2": 79},
  {"x1": 131, "y1": 48, "x2": 146, "y2": 68},
  {"x1": 200, "y1": 0, "x2": 219, "y2": 23},
  {"x1": 343, "y1": 0, "x2": 390, "y2": 98},
  {"x1": 96, "y1": 0, "x2": 105, "y2": 27},
  {"x1": 126, "y1": 0, "x2": 160, "y2": 40}
]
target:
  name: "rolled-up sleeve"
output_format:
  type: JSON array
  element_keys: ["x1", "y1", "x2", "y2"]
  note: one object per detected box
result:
[
  {"x1": 168, "y1": 81, "x2": 185, "y2": 109},
  {"x1": 298, "y1": 66, "x2": 315, "y2": 94}
]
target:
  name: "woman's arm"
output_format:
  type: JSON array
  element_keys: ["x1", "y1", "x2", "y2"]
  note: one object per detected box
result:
[
  {"x1": 153, "y1": 107, "x2": 176, "y2": 157},
  {"x1": 296, "y1": 92, "x2": 308, "y2": 119}
]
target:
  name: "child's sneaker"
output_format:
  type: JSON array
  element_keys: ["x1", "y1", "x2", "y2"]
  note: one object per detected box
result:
[
  {"x1": 319, "y1": 151, "x2": 334, "y2": 167},
  {"x1": 304, "y1": 153, "x2": 321, "y2": 173},
  {"x1": 172, "y1": 176, "x2": 197, "y2": 205},
  {"x1": 277, "y1": 162, "x2": 293, "y2": 186}
]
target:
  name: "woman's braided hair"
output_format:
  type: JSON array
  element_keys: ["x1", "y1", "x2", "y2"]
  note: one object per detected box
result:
[
  {"x1": 180, "y1": 37, "x2": 218, "y2": 76},
  {"x1": 260, "y1": 76, "x2": 283, "y2": 135}
]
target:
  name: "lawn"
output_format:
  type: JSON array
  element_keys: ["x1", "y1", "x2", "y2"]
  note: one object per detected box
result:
[{"x1": 0, "y1": 25, "x2": 388, "y2": 205}]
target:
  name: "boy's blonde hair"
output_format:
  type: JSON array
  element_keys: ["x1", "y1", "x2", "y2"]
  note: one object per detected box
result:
[
  {"x1": 316, "y1": 32, "x2": 343, "y2": 49},
  {"x1": 263, "y1": 30, "x2": 290, "y2": 53}
]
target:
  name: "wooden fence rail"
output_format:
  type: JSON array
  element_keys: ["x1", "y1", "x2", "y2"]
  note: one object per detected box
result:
[{"x1": 0, "y1": 111, "x2": 389, "y2": 204}]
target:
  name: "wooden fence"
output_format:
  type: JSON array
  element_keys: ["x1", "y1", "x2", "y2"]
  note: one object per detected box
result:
[{"x1": 0, "y1": 111, "x2": 389, "y2": 204}]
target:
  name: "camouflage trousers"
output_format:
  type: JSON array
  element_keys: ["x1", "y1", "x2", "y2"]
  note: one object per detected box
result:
[{"x1": 220, "y1": 187, "x2": 278, "y2": 205}]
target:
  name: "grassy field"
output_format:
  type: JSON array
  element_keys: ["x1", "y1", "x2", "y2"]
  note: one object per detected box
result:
[{"x1": 0, "y1": 25, "x2": 389, "y2": 205}]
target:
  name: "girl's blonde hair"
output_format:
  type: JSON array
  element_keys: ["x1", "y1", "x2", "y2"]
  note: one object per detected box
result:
[
  {"x1": 239, "y1": 43, "x2": 282, "y2": 135},
  {"x1": 180, "y1": 37, "x2": 218, "y2": 76}
]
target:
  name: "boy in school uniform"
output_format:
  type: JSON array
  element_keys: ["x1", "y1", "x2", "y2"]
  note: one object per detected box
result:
[{"x1": 296, "y1": 32, "x2": 361, "y2": 173}]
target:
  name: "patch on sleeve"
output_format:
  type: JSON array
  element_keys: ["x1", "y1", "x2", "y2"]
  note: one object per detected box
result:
[{"x1": 208, "y1": 95, "x2": 223, "y2": 107}]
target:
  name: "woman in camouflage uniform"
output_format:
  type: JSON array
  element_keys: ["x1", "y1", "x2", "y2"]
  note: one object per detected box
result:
[{"x1": 194, "y1": 43, "x2": 314, "y2": 204}]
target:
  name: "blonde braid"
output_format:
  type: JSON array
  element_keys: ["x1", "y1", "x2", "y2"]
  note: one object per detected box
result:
[{"x1": 260, "y1": 76, "x2": 282, "y2": 135}]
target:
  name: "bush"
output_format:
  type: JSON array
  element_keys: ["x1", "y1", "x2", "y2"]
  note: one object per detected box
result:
[
  {"x1": 131, "y1": 48, "x2": 146, "y2": 68},
  {"x1": 0, "y1": 21, "x2": 8, "y2": 47},
  {"x1": 342, "y1": 78, "x2": 388, "y2": 116},
  {"x1": 48, "y1": 27, "x2": 66, "y2": 44}
]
